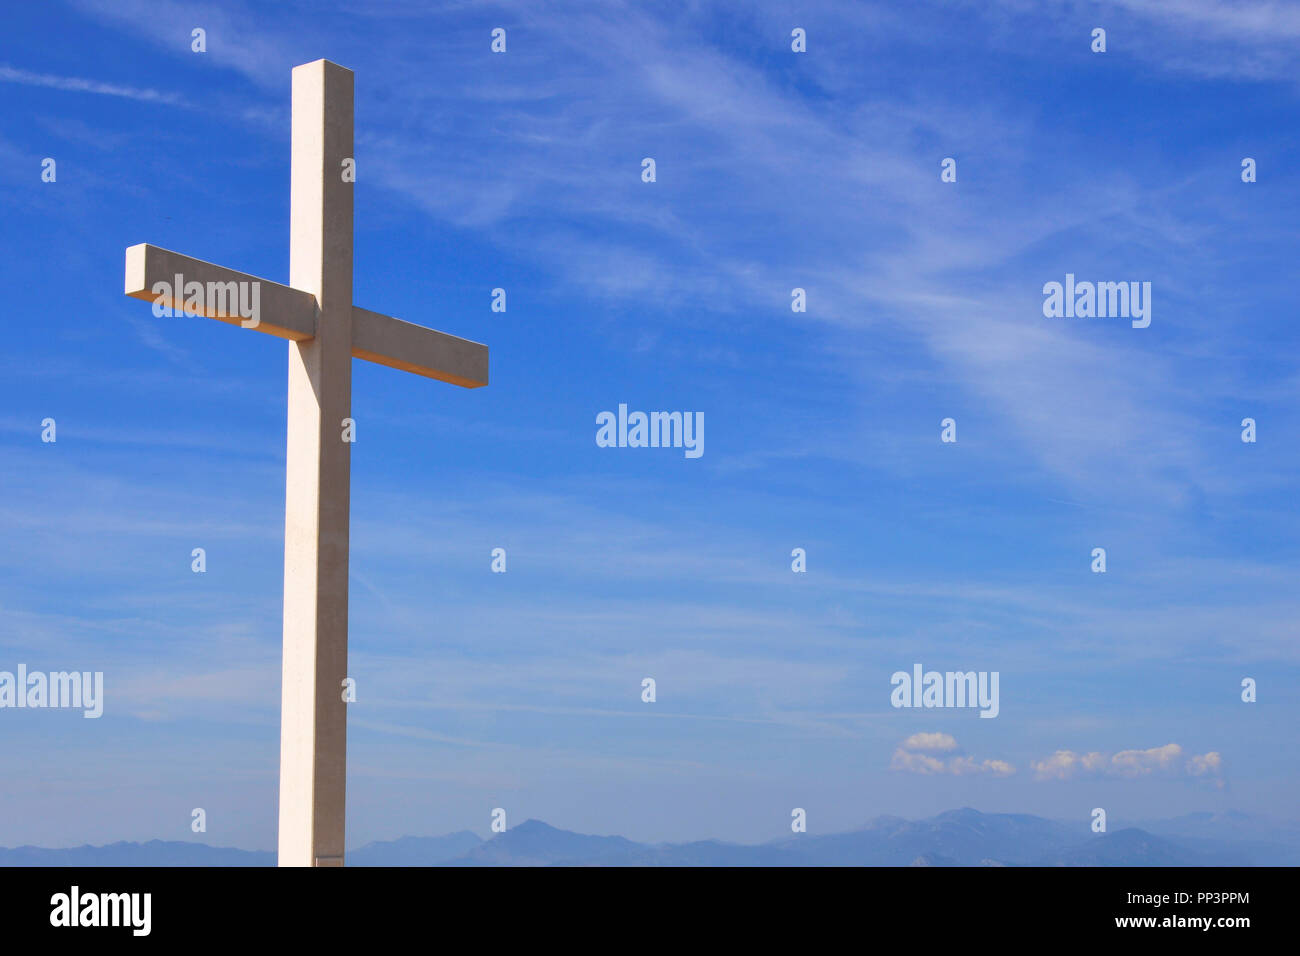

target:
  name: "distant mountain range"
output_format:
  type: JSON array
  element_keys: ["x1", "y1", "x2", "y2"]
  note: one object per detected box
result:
[{"x1": 5, "y1": 808, "x2": 1297, "y2": 866}]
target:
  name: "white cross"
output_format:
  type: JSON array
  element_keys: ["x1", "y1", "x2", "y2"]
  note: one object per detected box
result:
[{"x1": 122, "y1": 59, "x2": 488, "y2": 867}]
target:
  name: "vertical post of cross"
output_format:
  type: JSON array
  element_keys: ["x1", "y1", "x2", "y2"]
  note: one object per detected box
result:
[{"x1": 278, "y1": 59, "x2": 355, "y2": 867}]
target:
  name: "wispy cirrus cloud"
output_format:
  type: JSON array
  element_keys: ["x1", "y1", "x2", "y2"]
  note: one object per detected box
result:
[
  {"x1": 974, "y1": 0, "x2": 1300, "y2": 83},
  {"x1": 0, "y1": 64, "x2": 184, "y2": 104},
  {"x1": 60, "y1": 0, "x2": 1298, "y2": 504},
  {"x1": 3, "y1": 0, "x2": 1292, "y2": 845}
]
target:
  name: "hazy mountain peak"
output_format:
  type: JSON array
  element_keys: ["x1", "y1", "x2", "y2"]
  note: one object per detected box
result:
[{"x1": 4, "y1": 808, "x2": 1295, "y2": 866}]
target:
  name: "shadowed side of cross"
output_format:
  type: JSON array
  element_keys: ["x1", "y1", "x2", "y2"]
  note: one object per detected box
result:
[{"x1": 121, "y1": 59, "x2": 487, "y2": 868}]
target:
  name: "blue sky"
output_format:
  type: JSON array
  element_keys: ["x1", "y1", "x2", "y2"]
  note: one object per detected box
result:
[{"x1": 1, "y1": 0, "x2": 1298, "y2": 851}]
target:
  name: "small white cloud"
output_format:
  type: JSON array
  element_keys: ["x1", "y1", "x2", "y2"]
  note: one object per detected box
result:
[
  {"x1": 1110, "y1": 743, "x2": 1182, "y2": 777},
  {"x1": 891, "y1": 735, "x2": 1015, "y2": 776},
  {"x1": 1031, "y1": 750, "x2": 1092, "y2": 781},
  {"x1": 900, "y1": 731, "x2": 958, "y2": 753},
  {"x1": 1187, "y1": 751, "x2": 1223, "y2": 776},
  {"x1": 949, "y1": 755, "x2": 1015, "y2": 777},
  {"x1": 1033, "y1": 743, "x2": 1222, "y2": 781},
  {"x1": 1081, "y1": 752, "x2": 1109, "y2": 773},
  {"x1": 891, "y1": 748, "x2": 945, "y2": 775}
]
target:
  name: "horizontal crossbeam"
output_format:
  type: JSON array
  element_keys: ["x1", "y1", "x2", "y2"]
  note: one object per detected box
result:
[
  {"x1": 351, "y1": 307, "x2": 488, "y2": 388},
  {"x1": 124, "y1": 243, "x2": 316, "y2": 341},
  {"x1": 124, "y1": 244, "x2": 488, "y2": 387}
]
